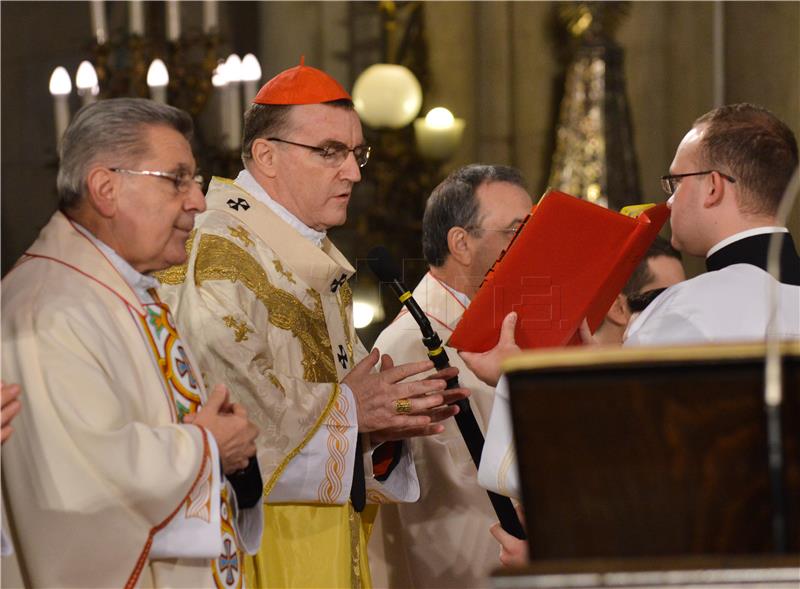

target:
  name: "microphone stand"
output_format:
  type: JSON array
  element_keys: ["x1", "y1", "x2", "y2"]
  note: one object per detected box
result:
[
  {"x1": 763, "y1": 165, "x2": 799, "y2": 552},
  {"x1": 370, "y1": 253, "x2": 526, "y2": 540}
]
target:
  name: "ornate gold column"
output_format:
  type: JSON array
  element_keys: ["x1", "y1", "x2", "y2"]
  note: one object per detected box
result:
[{"x1": 548, "y1": 2, "x2": 641, "y2": 210}]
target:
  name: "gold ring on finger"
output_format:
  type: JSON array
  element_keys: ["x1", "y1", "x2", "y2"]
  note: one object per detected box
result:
[{"x1": 394, "y1": 398, "x2": 412, "y2": 414}]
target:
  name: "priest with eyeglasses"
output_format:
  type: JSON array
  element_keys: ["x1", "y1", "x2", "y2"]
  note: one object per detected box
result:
[
  {"x1": 1, "y1": 98, "x2": 264, "y2": 588},
  {"x1": 158, "y1": 60, "x2": 468, "y2": 589}
]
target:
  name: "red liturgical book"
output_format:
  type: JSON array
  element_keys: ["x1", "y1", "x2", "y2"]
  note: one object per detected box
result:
[{"x1": 447, "y1": 191, "x2": 670, "y2": 352}]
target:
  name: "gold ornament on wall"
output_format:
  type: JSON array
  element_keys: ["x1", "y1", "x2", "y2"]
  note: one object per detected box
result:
[{"x1": 548, "y1": 1, "x2": 641, "y2": 210}]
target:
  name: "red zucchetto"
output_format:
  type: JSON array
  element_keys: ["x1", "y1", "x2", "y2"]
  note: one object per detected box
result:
[{"x1": 251, "y1": 56, "x2": 351, "y2": 105}]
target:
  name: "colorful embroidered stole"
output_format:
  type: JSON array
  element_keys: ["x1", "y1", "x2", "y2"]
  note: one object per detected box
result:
[{"x1": 140, "y1": 294, "x2": 245, "y2": 589}]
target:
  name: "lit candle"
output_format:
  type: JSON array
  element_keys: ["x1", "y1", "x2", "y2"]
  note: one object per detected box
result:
[
  {"x1": 90, "y1": 0, "x2": 107, "y2": 44},
  {"x1": 147, "y1": 59, "x2": 169, "y2": 104},
  {"x1": 203, "y1": 0, "x2": 219, "y2": 33},
  {"x1": 224, "y1": 54, "x2": 243, "y2": 151},
  {"x1": 166, "y1": 0, "x2": 180, "y2": 42},
  {"x1": 241, "y1": 53, "x2": 262, "y2": 112},
  {"x1": 413, "y1": 107, "x2": 466, "y2": 160},
  {"x1": 75, "y1": 61, "x2": 99, "y2": 107},
  {"x1": 128, "y1": 0, "x2": 144, "y2": 36},
  {"x1": 49, "y1": 67, "x2": 72, "y2": 146}
]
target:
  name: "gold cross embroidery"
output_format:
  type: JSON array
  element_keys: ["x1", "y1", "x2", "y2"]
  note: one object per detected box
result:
[
  {"x1": 222, "y1": 315, "x2": 254, "y2": 342},
  {"x1": 228, "y1": 225, "x2": 254, "y2": 248},
  {"x1": 273, "y1": 260, "x2": 296, "y2": 284}
]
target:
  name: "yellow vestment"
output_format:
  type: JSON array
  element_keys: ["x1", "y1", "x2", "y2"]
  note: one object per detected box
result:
[{"x1": 159, "y1": 176, "x2": 419, "y2": 588}]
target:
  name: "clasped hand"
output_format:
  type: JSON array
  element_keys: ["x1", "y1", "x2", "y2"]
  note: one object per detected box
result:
[
  {"x1": 184, "y1": 384, "x2": 259, "y2": 475},
  {"x1": 343, "y1": 348, "x2": 470, "y2": 443}
]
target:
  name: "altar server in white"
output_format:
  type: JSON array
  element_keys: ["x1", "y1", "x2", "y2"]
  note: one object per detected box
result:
[
  {"x1": 463, "y1": 102, "x2": 800, "y2": 568},
  {"x1": 627, "y1": 102, "x2": 800, "y2": 344}
]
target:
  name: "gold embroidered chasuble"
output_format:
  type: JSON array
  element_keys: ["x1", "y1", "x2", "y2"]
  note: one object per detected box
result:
[
  {"x1": 159, "y1": 177, "x2": 419, "y2": 588},
  {"x1": 0, "y1": 212, "x2": 259, "y2": 589}
]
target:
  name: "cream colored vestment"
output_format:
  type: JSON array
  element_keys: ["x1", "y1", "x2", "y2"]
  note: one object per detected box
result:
[
  {"x1": 1, "y1": 212, "x2": 260, "y2": 589},
  {"x1": 369, "y1": 273, "x2": 502, "y2": 589},
  {"x1": 159, "y1": 176, "x2": 419, "y2": 588}
]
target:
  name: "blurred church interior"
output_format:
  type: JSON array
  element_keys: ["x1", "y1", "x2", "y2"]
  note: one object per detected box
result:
[{"x1": 1, "y1": 1, "x2": 798, "y2": 345}]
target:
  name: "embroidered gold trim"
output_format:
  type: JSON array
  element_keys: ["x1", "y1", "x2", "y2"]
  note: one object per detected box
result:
[
  {"x1": 228, "y1": 224, "x2": 254, "y2": 248},
  {"x1": 337, "y1": 282, "x2": 354, "y2": 365},
  {"x1": 153, "y1": 229, "x2": 196, "y2": 285},
  {"x1": 306, "y1": 287, "x2": 323, "y2": 313},
  {"x1": 349, "y1": 504, "x2": 363, "y2": 589},
  {"x1": 194, "y1": 233, "x2": 337, "y2": 383},
  {"x1": 263, "y1": 384, "x2": 340, "y2": 497},
  {"x1": 272, "y1": 259, "x2": 296, "y2": 284},
  {"x1": 267, "y1": 372, "x2": 285, "y2": 395},
  {"x1": 222, "y1": 315, "x2": 254, "y2": 342},
  {"x1": 318, "y1": 390, "x2": 349, "y2": 503}
]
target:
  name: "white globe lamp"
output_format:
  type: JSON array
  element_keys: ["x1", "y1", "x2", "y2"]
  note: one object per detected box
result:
[{"x1": 352, "y1": 64, "x2": 422, "y2": 129}]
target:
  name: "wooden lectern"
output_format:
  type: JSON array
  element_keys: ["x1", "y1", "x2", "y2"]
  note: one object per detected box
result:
[{"x1": 494, "y1": 342, "x2": 800, "y2": 588}]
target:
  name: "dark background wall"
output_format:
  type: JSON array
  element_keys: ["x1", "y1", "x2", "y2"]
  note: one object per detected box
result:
[{"x1": 2, "y1": 1, "x2": 798, "y2": 280}]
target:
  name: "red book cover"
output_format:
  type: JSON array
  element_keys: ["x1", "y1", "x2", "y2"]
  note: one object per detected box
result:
[{"x1": 447, "y1": 190, "x2": 670, "y2": 352}]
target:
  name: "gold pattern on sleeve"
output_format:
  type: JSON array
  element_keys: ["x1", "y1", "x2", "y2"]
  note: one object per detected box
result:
[
  {"x1": 272, "y1": 260, "x2": 296, "y2": 284},
  {"x1": 264, "y1": 384, "x2": 341, "y2": 497},
  {"x1": 337, "y1": 282, "x2": 354, "y2": 364},
  {"x1": 228, "y1": 225, "x2": 254, "y2": 248},
  {"x1": 194, "y1": 234, "x2": 338, "y2": 383},
  {"x1": 318, "y1": 390, "x2": 349, "y2": 503},
  {"x1": 222, "y1": 315, "x2": 254, "y2": 342},
  {"x1": 153, "y1": 229, "x2": 196, "y2": 285}
]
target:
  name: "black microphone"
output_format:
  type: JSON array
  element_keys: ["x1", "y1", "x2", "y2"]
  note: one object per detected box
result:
[
  {"x1": 367, "y1": 246, "x2": 526, "y2": 540},
  {"x1": 368, "y1": 246, "x2": 463, "y2": 405}
]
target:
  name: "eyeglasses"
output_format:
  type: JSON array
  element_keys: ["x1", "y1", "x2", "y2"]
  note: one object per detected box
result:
[
  {"x1": 465, "y1": 222, "x2": 523, "y2": 238},
  {"x1": 660, "y1": 170, "x2": 736, "y2": 196},
  {"x1": 110, "y1": 168, "x2": 204, "y2": 193},
  {"x1": 267, "y1": 137, "x2": 371, "y2": 168}
]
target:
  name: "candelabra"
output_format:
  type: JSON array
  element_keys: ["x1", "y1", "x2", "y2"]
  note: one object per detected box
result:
[{"x1": 48, "y1": 1, "x2": 259, "y2": 180}]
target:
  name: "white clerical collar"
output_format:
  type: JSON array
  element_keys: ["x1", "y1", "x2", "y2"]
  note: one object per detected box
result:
[
  {"x1": 235, "y1": 168, "x2": 327, "y2": 247},
  {"x1": 706, "y1": 226, "x2": 789, "y2": 258},
  {"x1": 438, "y1": 278, "x2": 471, "y2": 308},
  {"x1": 73, "y1": 222, "x2": 159, "y2": 302}
]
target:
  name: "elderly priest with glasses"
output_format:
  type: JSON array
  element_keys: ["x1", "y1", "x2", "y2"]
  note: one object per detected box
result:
[
  {"x1": 1, "y1": 98, "x2": 264, "y2": 588},
  {"x1": 158, "y1": 60, "x2": 466, "y2": 589}
]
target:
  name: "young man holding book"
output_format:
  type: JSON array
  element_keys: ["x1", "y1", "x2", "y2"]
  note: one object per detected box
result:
[{"x1": 461, "y1": 102, "x2": 800, "y2": 567}]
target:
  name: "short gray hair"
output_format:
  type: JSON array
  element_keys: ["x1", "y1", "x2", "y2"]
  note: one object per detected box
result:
[
  {"x1": 57, "y1": 98, "x2": 193, "y2": 210},
  {"x1": 422, "y1": 164, "x2": 527, "y2": 267}
]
